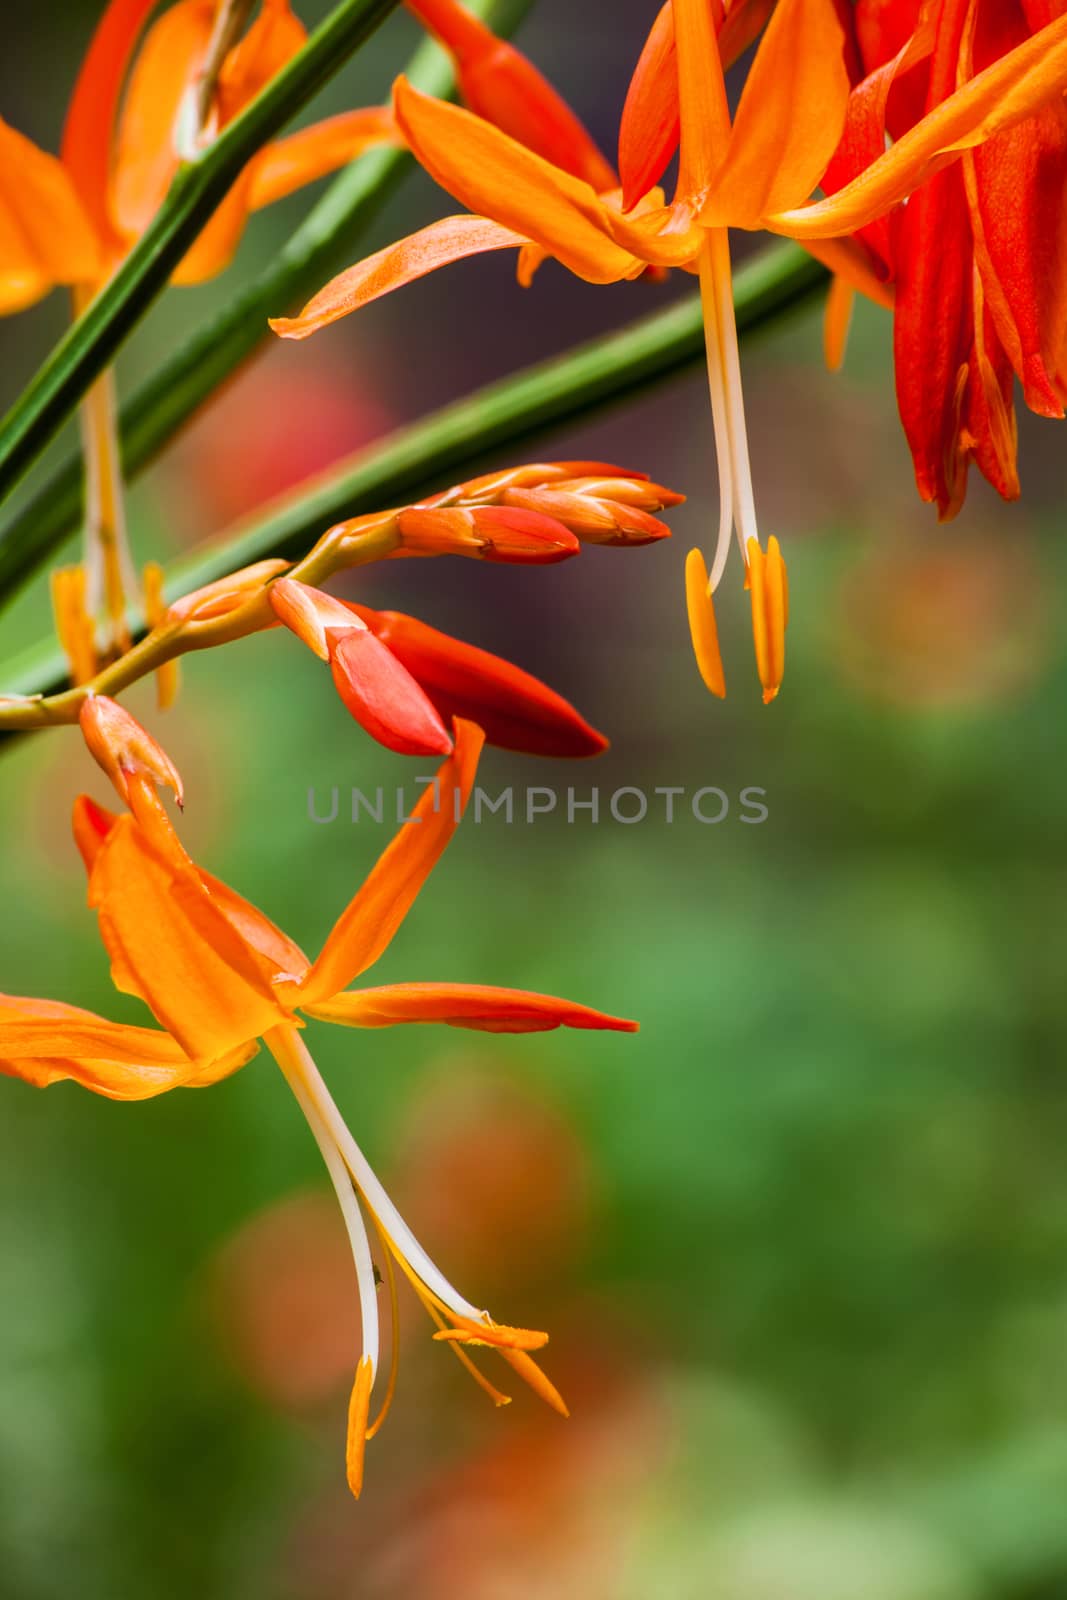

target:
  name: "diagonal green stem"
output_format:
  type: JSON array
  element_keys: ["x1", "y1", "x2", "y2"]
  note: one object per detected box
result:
[
  {"x1": 0, "y1": 0, "x2": 400, "y2": 511},
  {"x1": 0, "y1": 0, "x2": 533, "y2": 611},
  {"x1": 1, "y1": 242, "x2": 828, "y2": 713}
]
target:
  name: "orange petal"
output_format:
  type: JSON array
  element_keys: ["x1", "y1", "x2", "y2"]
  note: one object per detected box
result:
[
  {"x1": 61, "y1": 0, "x2": 160, "y2": 249},
  {"x1": 618, "y1": 0, "x2": 776, "y2": 210},
  {"x1": 704, "y1": 0, "x2": 852, "y2": 228},
  {"x1": 0, "y1": 993, "x2": 258, "y2": 1101},
  {"x1": 823, "y1": 275, "x2": 855, "y2": 370},
  {"x1": 110, "y1": 0, "x2": 215, "y2": 243},
  {"x1": 406, "y1": 0, "x2": 615, "y2": 189},
  {"x1": 769, "y1": 11, "x2": 1067, "y2": 237},
  {"x1": 297, "y1": 720, "x2": 485, "y2": 1006},
  {"x1": 392, "y1": 77, "x2": 642, "y2": 282},
  {"x1": 303, "y1": 982, "x2": 639, "y2": 1032},
  {"x1": 270, "y1": 214, "x2": 526, "y2": 338},
  {"x1": 248, "y1": 108, "x2": 399, "y2": 210},
  {"x1": 215, "y1": 0, "x2": 306, "y2": 124},
  {"x1": 88, "y1": 814, "x2": 292, "y2": 1058},
  {"x1": 169, "y1": 174, "x2": 256, "y2": 284},
  {"x1": 618, "y1": 3, "x2": 677, "y2": 212},
  {"x1": 673, "y1": 0, "x2": 732, "y2": 201},
  {"x1": 0, "y1": 119, "x2": 103, "y2": 310}
]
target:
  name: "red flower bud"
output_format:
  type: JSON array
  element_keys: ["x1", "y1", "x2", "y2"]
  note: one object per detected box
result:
[{"x1": 345, "y1": 604, "x2": 608, "y2": 759}]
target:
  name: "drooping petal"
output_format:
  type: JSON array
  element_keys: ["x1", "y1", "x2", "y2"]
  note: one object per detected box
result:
[
  {"x1": 391, "y1": 78, "x2": 643, "y2": 282},
  {"x1": 0, "y1": 120, "x2": 103, "y2": 311},
  {"x1": 88, "y1": 814, "x2": 292, "y2": 1058},
  {"x1": 768, "y1": 11, "x2": 1067, "y2": 237},
  {"x1": 703, "y1": 0, "x2": 852, "y2": 228},
  {"x1": 405, "y1": 0, "x2": 616, "y2": 189},
  {"x1": 963, "y1": 1, "x2": 1067, "y2": 417},
  {"x1": 0, "y1": 994, "x2": 258, "y2": 1101},
  {"x1": 298, "y1": 720, "x2": 485, "y2": 1006},
  {"x1": 61, "y1": 0, "x2": 160, "y2": 249},
  {"x1": 304, "y1": 982, "x2": 639, "y2": 1032},
  {"x1": 344, "y1": 604, "x2": 609, "y2": 758},
  {"x1": 248, "y1": 108, "x2": 400, "y2": 210},
  {"x1": 271, "y1": 215, "x2": 526, "y2": 338}
]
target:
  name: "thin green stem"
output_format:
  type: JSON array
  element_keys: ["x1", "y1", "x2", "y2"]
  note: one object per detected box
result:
[
  {"x1": 0, "y1": 0, "x2": 400, "y2": 511},
  {"x1": 0, "y1": 0, "x2": 533, "y2": 610},
  {"x1": 0, "y1": 242, "x2": 828, "y2": 720}
]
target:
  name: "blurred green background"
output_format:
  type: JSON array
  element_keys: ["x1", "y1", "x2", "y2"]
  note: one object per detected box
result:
[{"x1": 3, "y1": 4, "x2": 1067, "y2": 1597}]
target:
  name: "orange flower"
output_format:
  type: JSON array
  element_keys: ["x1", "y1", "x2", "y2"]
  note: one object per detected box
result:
[
  {"x1": 274, "y1": 0, "x2": 1067, "y2": 703},
  {"x1": 1, "y1": 704, "x2": 637, "y2": 1495},
  {"x1": 0, "y1": 0, "x2": 397, "y2": 307}
]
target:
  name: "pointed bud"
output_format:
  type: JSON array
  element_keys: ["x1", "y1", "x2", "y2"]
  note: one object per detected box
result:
[
  {"x1": 396, "y1": 505, "x2": 579, "y2": 563},
  {"x1": 168, "y1": 560, "x2": 291, "y2": 624},
  {"x1": 346, "y1": 604, "x2": 609, "y2": 758},
  {"x1": 501, "y1": 486, "x2": 672, "y2": 546},
  {"x1": 79, "y1": 694, "x2": 185, "y2": 809},
  {"x1": 270, "y1": 578, "x2": 453, "y2": 757}
]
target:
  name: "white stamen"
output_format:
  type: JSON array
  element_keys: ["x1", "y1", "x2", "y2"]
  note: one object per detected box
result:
[
  {"x1": 267, "y1": 1030, "x2": 380, "y2": 1376},
  {"x1": 711, "y1": 229, "x2": 760, "y2": 558},
  {"x1": 276, "y1": 1028, "x2": 487, "y2": 1327},
  {"x1": 698, "y1": 240, "x2": 736, "y2": 594}
]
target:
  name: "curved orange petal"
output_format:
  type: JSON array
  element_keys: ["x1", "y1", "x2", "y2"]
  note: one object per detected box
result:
[
  {"x1": 215, "y1": 0, "x2": 307, "y2": 124},
  {"x1": 61, "y1": 0, "x2": 160, "y2": 249},
  {"x1": 304, "y1": 982, "x2": 639, "y2": 1032},
  {"x1": 169, "y1": 173, "x2": 257, "y2": 283},
  {"x1": 0, "y1": 994, "x2": 258, "y2": 1101},
  {"x1": 392, "y1": 77, "x2": 642, "y2": 282},
  {"x1": 297, "y1": 719, "x2": 485, "y2": 1006},
  {"x1": 704, "y1": 0, "x2": 852, "y2": 229},
  {"x1": 88, "y1": 815, "x2": 292, "y2": 1058},
  {"x1": 769, "y1": 11, "x2": 1067, "y2": 237},
  {"x1": 248, "y1": 108, "x2": 400, "y2": 210},
  {"x1": 406, "y1": 0, "x2": 615, "y2": 189},
  {"x1": 271, "y1": 214, "x2": 527, "y2": 337},
  {"x1": 618, "y1": 0, "x2": 777, "y2": 211},
  {"x1": 0, "y1": 119, "x2": 103, "y2": 309},
  {"x1": 110, "y1": 0, "x2": 215, "y2": 243}
]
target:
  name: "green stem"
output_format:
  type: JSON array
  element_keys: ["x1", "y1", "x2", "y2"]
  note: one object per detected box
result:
[
  {"x1": 1, "y1": 242, "x2": 827, "y2": 713},
  {"x1": 0, "y1": 0, "x2": 400, "y2": 511},
  {"x1": 0, "y1": 0, "x2": 533, "y2": 610}
]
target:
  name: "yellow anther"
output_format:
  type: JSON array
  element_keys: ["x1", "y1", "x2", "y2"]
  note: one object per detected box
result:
[
  {"x1": 746, "y1": 535, "x2": 787, "y2": 704},
  {"x1": 345, "y1": 1355, "x2": 374, "y2": 1500},
  {"x1": 685, "y1": 547, "x2": 726, "y2": 699},
  {"x1": 51, "y1": 565, "x2": 98, "y2": 686}
]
